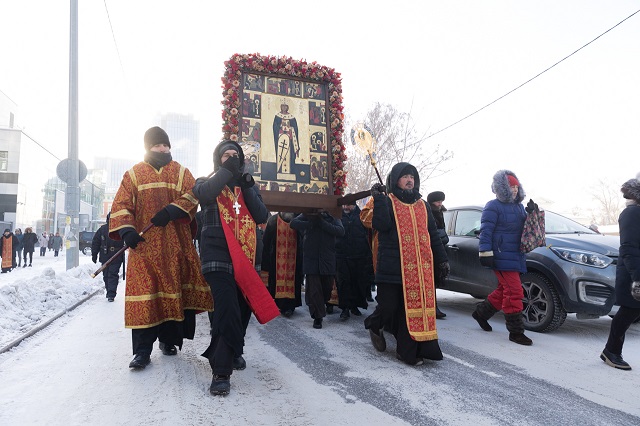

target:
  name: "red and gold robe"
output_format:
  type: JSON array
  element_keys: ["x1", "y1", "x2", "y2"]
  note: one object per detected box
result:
[
  {"x1": 389, "y1": 194, "x2": 438, "y2": 342},
  {"x1": 109, "y1": 161, "x2": 213, "y2": 329}
]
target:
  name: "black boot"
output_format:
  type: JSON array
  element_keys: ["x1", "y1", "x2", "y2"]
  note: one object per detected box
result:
[
  {"x1": 159, "y1": 342, "x2": 177, "y2": 356},
  {"x1": 340, "y1": 309, "x2": 350, "y2": 321},
  {"x1": 600, "y1": 348, "x2": 632, "y2": 370},
  {"x1": 233, "y1": 355, "x2": 246, "y2": 370},
  {"x1": 472, "y1": 299, "x2": 497, "y2": 331},
  {"x1": 210, "y1": 375, "x2": 231, "y2": 396},
  {"x1": 505, "y1": 312, "x2": 533, "y2": 345},
  {"x1": 129, "y1": 353, "x2": 151, "y2": 369}
]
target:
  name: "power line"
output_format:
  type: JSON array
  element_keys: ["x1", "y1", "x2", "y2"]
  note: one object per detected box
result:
[
  {"x1": 21, "y1": 130, "x2": 62, "y2": 161},
  {"x1": 426, "y1": 8, "x2": 640, "y2": 140},
  {"x1": 102, "y1": 0, "x2": 128, "y2": 90}
]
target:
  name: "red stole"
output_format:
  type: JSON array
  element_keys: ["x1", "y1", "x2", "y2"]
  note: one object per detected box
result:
[
  {"x1": 274, "y1": 216, "x2": 297, "y2": 299},
  {"x1": 218, "y1": 186, "x2": 279, "y2": 324},
  {"x1": 389, "y1": 195, "x2": 438, "y2": 341},
  {"x1": 1, "y1": 236, "x2": 13, "y2": 269}
]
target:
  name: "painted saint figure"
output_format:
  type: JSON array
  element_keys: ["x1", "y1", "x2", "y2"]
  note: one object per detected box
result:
[{"x1": 273, "y1": 103, "x2": 300, "y2": 175}]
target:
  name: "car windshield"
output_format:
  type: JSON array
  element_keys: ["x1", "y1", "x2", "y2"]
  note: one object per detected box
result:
[{"x1": 545, "y1": 211, "x2": 598, "y2": 234}]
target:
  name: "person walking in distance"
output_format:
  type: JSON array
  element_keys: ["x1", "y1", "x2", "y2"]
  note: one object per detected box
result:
[
  {"x1": 38, "y1": 232, "x2": 49, "y2": 256},
  {"x1": 22, "y1": 227, "x2": 37, "y2": 267},
  {"x1": 92, "y1": 213, "x2": 125, "y2": 302},
  {"x1": 473, "y1": 170, "x2": 533, "y2": 346},
  {"x1": 14, "y1": 228, "x2": 24, "y2": 267}
]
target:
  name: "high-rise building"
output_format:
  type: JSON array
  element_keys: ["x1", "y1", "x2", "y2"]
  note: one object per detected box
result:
[{"x1": 157, "y1": 113, "x2": 200, "y2": 177}]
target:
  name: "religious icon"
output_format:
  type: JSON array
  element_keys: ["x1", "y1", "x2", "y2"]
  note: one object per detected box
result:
[{"x1": 273, "y1": 102, "x2": 300, "y2": 175}]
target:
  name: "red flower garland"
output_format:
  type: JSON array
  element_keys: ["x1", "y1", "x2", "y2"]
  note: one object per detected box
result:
[{"x1": 221, "y1": 53, "x2": 347, "y2": 195}]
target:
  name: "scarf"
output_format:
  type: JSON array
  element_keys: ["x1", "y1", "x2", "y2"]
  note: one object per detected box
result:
[{"x1": 144, "y1": 151, "x2": 172, "y2": 170}]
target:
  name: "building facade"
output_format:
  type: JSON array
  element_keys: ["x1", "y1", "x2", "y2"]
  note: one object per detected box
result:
[{"x1": 157, "y1": 112, "x2": 200, "y2": 178}]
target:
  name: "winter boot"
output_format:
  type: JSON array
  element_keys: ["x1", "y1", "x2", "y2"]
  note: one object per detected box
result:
[
  {"x1": 505, "y1": 312, "x2": 533, "y2": 345},
  {"x1": 600, "y1": 348, "x2": 632, "y2": 370},
  {"x1": 472, "y1": 299, "x2": 498, "y2": 332},
  {"x1": 210, "y1": 375, "x2": 231, "y2": 396},
  {"x1": 233, "y1": 355, "x2": 246, "y2": 370}
]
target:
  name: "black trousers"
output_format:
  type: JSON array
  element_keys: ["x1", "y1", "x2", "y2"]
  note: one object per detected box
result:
[
  {"x1": 102, "y1": 257, "x2": 123, "y2": 298},
  {"x1": 23, "y1": 251, "x2": 33, "y2": 265},
  {"x1": 605, "y1": 305, "x2": 640, "y2": 355},
  {"x1": 364, "y1": 282, "x2": 442, "y2": 362},
  {"x1": 203, "y1": 271, "x2": 251, "y2": 376},
  {"x1": 336, "y1": 257, "x2": 373, "y2": 310},
  {"x1": 305, "y1": 274, "x2": 334, "y2": 319},
  {"x1": 131, "y1": 320, "x2": 183, "y2": 355}
]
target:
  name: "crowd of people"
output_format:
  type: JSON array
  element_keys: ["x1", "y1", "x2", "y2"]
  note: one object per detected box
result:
[
  {"x1": 0, "y1": 227, "x2": 63, "y2": 271},
  {"x1": 96, "y1": 126, "x2": 640, "y2": 399}
]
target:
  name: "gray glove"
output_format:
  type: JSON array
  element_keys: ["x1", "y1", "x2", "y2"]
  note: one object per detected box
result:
[
  {"x1": 438, "y1": 262, "x2": 450, "y2": 279},
  {"x1": 631, "y1": 281, "x2": 640, "y2": 302}
]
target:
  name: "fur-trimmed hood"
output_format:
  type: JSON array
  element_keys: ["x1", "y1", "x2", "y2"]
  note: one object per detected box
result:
[
  {"x1": 386, "y1": 162, "x2": 420, "y2": 192},
  {"x1": 491, "y1": 169, "x2": 525, "y2": 203},
  {"x1": 621, "y1": 174, "x2": 640, "y2": 203}
]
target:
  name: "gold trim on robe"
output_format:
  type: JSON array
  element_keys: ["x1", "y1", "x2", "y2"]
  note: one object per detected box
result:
[
  {"x1": 274, "y1": 215, "x2": 297, "y2": 299},
  {"x1": 389, "y1": 194, "x2": 438, "y2": 341}
]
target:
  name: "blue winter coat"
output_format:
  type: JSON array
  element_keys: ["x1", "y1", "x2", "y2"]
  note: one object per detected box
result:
[{"x1": 479, "y1": 169, "x2": 527, "y2": 273}]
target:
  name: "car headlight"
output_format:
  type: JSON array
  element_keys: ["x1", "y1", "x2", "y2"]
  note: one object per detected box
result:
[{"x1": 549, "y1": 247, "x2": 613, "y2": 269}]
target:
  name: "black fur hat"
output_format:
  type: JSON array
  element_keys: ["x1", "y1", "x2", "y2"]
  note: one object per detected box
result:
[
  {"x1": 621, "y1": 176, "x2": 640, "y2": 202},
  {"x1": 427, "y1": 191, "x2": 445, "y2": 204},
  {"x1": 144, "y1": 126, "x2": 171, "y2": 151}
]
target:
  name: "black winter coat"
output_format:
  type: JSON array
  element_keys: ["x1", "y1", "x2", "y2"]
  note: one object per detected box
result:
[
  {"x1": 22, "y1": 232, "x2": 38, "y2": 253},
  {"x1": 192, "y1": 142, "x2": 269, "y2": 274},
  {"x1": 372, "y1": 162, "x2": 448, "y2": 285},
  {"x1": 615, "y1": 203, "x2": 640, "y2": 309},
  {"x1": 91, "y1": 223, "x2": 125, "y2": 264},
  {"x1": 335, "y1": 206, "x2": 372, "y2": 259},
  {"x1": 290, "y1": 212, "x2": 345, "y2": 275}
]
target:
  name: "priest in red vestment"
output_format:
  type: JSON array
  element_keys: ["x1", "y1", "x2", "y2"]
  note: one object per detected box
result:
[{"x1": 364, "y1": 162, "x2": 450, "y2": 366}]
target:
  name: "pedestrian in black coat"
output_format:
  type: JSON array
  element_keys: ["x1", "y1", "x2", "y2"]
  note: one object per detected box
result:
[
  {"x1": 290, "y1": 210, "x2": 345, "y2": 329},
  {"x1": 21, "y1": 227, "x2": 37, "y2": 267},
  {"x1": 335, "y1": 204, "x2": 374, "y2": 320},
  {"x1": 91, "y1": 213, "x2": 125, "y2": 301},
  {"x1": 601, "y1": 175, "x2": 640, "y2": 370}
]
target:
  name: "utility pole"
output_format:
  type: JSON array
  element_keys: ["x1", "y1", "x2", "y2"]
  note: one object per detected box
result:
[{"x1": 65, "y1": 0, "x2": 80, "y2": 269}]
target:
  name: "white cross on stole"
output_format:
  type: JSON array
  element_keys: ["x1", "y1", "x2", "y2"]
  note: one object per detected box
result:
[{"x1": 233, "y1": 200, "x2": 241, "y2": 214}]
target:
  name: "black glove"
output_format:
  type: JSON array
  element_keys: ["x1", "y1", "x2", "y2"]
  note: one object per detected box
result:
[
  {"x1": 150, "y1": 208, "x2": 171, "y2": 227},
  {"x1": 221, "y1": 155, "x2": 242, "y2": 180},
  {"x1": 123, "y1": 230, "x2": 145, "y2": 250},
  {"x1": 91, "y1": 254, "x2": 97, "y2": 264},
  {"x1": 371, "y1": 183, "x2": 387, "y2": 196},
  {"x1": 438, "y1": 262, "x2": 450, "y2": 279},
  {"x1": 525, "y1": 199, "x2": 538, "y2": 214},
  {"x1": 239, "y1": 173, "x2": 255, "y2": 189},
  {"x1": 632, "y1": 281, "x2": 640, "y2": 302},
  {"x1": 479, "y1": 252, "x2": 494, "y2": 268}
]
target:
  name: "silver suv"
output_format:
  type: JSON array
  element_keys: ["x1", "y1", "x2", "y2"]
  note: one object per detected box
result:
[{"x1": 442, "y1": 206, "x2": 619, "y2": 332}]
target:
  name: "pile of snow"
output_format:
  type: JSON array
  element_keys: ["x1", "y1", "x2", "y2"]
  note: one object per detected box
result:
[{"x1": 0, "y1": 258, "x2": 102, "y2": 349}]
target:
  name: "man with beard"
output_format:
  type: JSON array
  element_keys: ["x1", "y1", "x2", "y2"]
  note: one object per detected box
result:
[
  {"x1": 109, "y1": 126, "x2": 213, "y2": 370},
  {"x1": 262, "y1": 212, "x2": 303, "y2": 318},
  {"x1": 364, "y1": 162, "x2": 449, "y2": 366}
]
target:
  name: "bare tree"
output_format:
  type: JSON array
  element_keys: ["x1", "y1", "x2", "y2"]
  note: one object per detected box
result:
[
  {"x1": 589, "y1": 179, "x2": 622, "y2": 225},
  {"x1": 342, "y1": 102, "x2": 453, "y2": 193}
]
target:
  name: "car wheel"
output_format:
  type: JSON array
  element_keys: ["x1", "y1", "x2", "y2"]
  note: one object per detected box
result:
[
  {"x1": 521, "y1": 272, "x2": 567, "y2": 332},
  {"x1": 82, "y1": 247, "x2": 92, "y2": 256}
]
